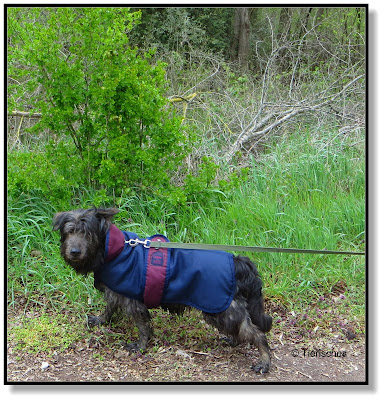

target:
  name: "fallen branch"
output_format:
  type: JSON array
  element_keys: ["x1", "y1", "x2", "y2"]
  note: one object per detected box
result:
[
  {"x1": 9, "y1": 110, "x2": 42, "y2": 118},
  {"x1": 225, "y1": 74, "x2": 365, "y2": 162},
  {"x1": 168, "y1": 93, "x2": 197, "y2": 103}
]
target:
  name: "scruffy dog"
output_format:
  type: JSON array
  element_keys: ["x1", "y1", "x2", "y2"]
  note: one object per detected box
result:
[{"x1": 53, "y1": 207, "x2": 272, "y2": 373}]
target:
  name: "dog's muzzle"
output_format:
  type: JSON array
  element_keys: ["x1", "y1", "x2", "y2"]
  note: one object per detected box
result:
[{"x1": 69, "y1": 248, "x2": 82, "y2": 258}]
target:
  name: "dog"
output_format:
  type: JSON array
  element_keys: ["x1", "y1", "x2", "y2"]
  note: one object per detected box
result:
[{"x1": 53, "y1": 207, "x2": 272, "y2": 373}]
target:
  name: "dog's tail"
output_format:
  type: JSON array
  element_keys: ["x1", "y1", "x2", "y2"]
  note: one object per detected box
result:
[{"x1": 234, "y1": 256, "x2": 272, "y2": 333}]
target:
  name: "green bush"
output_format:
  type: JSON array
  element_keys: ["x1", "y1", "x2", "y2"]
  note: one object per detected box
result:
[
  {"x1": 8, "y1": 7, "x2": 187, "y2": 197},
  {"x1": 7, "y1": 151, "x2": 78, "y2": 207}
]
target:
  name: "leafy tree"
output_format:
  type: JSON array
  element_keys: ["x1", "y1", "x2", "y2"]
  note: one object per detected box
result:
[{"x1": 8, "y1": 7, "x2": 187, "y2": 197}]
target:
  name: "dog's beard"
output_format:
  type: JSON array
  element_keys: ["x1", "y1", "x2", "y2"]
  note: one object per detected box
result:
[
  {"x1": 64, "y1": 255, "x2": 93, "y2": 275},
  {"x1": 62, "y1": 250, "x2": 91, "y2": 274}
]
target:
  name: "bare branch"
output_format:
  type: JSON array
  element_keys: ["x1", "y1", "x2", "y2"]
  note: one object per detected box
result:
[
  {"x1": 182, "y1": 59, "x2": 220, "y2": 97},
  {"x1": 225, "y1": 73, "x2": 365, "y2": 162},
  {"x1": 9, "y1": 110, "x2": 42, "y2": 118}
]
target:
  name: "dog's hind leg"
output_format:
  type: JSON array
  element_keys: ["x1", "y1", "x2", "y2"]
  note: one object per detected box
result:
[
  {"x1": 234, "y1": 256, "x2": 272, "y2": 333},
  {"x1": 248, "y1": 296, "x2": 273, "y2": 333},
  {"x1": 204, "y1": 300, "x2": 271, "y2": 374},
  {"x1": 238, "y1": 317, "x2": 271, "y2": 373}
]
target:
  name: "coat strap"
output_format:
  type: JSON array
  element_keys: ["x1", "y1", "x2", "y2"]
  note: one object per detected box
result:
[{"x1": 143, "y1": 235, "x2": 169, "y2": 308}]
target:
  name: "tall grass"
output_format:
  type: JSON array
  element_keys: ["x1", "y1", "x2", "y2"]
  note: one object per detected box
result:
[
  {"x1": 150, "y1": 129, "x2": 365, "y2": 311},
  {"x1": 7, "y1": 194, "x2": 104, "y2": 314},
  {"x1": 7, "y1": 128, "x2": 365, "y2": 317}
]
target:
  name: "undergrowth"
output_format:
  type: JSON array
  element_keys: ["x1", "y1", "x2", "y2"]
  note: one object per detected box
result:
[{"x1": 7, "y1": 128, "x2": 365, "y2": 354}]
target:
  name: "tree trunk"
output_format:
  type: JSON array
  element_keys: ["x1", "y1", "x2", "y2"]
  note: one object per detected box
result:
[
  {"x1": 277, "y1": 8, "x2": 291, "y2": 42},
  {"x1": 231, "y1": 8, "x2": 251, "y2": 72},
  {"x1": 298, "y1": 7, "x2": 313, "y2": 38}
]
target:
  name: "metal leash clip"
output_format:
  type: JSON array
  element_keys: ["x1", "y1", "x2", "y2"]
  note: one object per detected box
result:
[{"x1": 126, "y1": 238, "x2": 151, "y2": 249}]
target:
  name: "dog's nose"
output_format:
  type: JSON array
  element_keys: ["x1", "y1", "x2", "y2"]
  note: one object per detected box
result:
[{"x1": 70, "y1": 248, "x2": 82, "y2": 257}]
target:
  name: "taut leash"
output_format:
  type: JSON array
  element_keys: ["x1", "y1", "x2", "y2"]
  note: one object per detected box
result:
[{"x1": 147, "y1": 240, "x2": 364, "y2": 256}]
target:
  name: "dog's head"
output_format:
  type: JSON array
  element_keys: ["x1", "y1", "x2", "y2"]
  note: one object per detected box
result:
[{"x1": 53, "y1": 207, "x2": 119, "y2": 274}]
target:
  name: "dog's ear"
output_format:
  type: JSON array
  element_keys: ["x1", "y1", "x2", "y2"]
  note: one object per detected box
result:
[
  {"x1": 94, "y1": 208, "x2": 119, "y2": 221},
  {"x1": 52, "y1": 212, "x2": 66, "y2": 231}
]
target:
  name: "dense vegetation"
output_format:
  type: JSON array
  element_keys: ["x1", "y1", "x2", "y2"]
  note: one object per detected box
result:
[{"x1": 7, "y1": 6, "x2": 365, "y2": 332}]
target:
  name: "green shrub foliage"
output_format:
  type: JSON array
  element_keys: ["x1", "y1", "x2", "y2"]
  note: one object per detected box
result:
[{"x1": 8, "y1": 7, "x2": 187, "y2": 201}]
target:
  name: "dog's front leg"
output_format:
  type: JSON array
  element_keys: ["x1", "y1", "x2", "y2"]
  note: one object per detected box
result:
[
  {"x1": 87, "y1": 286, "x2": 118, "y2": 327},
  {"x1": 87, "y1": 301, "x2": 117, "y2": 327},
  {"x1": 124, "y1": 300, "x2": 153, "y2": 353}
]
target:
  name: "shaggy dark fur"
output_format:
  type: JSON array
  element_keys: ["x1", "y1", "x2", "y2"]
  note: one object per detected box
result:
[{"x1": 53, "y1": 207, "x2": 272, "y2": 373}]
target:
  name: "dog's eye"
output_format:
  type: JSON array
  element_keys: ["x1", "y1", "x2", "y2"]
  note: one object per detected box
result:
[{"x1": 64, "y1": 225, "x2": 75, "y2": 234}]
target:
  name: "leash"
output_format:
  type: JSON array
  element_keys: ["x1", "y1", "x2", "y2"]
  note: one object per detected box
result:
[{"x1": 129, "y1": 238, "x2": 364, "y2": 256}]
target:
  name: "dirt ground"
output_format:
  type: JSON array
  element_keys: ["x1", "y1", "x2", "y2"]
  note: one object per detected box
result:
[
  {"x1": 6, "y1": 303, "x2": 366, "y2": 383},
  {"x1": 7, "y1": 338, "x2": 365, "y2": 383}
]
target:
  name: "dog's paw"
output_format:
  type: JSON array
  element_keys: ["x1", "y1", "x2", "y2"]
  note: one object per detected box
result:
[
  {"x1": 251, "y1": 361, "x2": 270, "y2": 374},
  {"x1": 123, "y1": 342, "x2": 143, "y2": 354},
  {"x1": 86, "y1": 315, "x2": 102, "y2": 327},
  {"x1": 221, "y1": 336, "x2": 237, "y2": 347}
]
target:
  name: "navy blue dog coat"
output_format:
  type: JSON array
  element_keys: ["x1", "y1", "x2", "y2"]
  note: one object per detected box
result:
[{"x1": 94, "y1": 225, "x2": 236, "y2": 313}]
